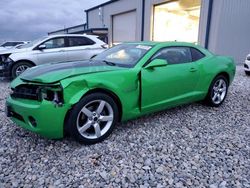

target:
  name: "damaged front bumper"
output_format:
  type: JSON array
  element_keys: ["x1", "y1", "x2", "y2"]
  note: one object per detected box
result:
[
  {"x1": 6, "y1": 97, "x2": 70, "y2": 139},
  {"x1": 6, "y1": 83, "x2": 71, "y2": 139}
]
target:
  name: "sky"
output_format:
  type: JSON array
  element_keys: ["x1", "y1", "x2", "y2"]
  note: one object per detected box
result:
[{"x1": 0, "y1": 0, "x2": 109, "y2": 43}]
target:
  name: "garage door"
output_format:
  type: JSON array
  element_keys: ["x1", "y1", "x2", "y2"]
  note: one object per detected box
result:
[{"x1": 112, "y1": 11, "x2": 136, "y2": 44}]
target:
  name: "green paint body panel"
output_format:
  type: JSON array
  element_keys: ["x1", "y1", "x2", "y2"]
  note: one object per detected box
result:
[
  {"x1": 6, "y1": 97, "x2": 70, "y2": 138},
  {"x1": 6, "y1": 42, "x2": 236, "y2": 139}
]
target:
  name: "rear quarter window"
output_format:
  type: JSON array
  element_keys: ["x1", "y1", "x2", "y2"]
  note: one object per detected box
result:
[
  {"x1": 191, "y1": 47, "x2": 206, "y2": 61},
  {"x1": 68, "y1": 37, "x2": 95, "y2": 47}
]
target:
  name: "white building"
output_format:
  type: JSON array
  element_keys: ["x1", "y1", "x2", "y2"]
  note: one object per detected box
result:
[{"x1": 51, "y1": 0, "x2": 250, "y2": 64}]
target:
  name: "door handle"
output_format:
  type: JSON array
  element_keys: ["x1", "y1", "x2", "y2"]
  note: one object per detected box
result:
[
  {"x1": 59, "y1": 50, "x2": 65, "y2": 52},
  {"x1": 190, "y1": 67, "x2": 197, "y2": 72}
]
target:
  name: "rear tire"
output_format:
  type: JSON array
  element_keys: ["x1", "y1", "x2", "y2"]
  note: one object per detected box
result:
[
  {"x1": 204, "y1": 75, "x2": 229, "y2": 107},
  {"x1": 11, "y1": 61, "x2": 33, "y2": 78},
  {"x1": 67, "y1": 93, "x2": 119, "y2": 144}
]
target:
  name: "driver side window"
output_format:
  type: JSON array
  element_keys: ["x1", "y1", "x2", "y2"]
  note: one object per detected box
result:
[
  {"x1": 152, "y1": 47, "x2": 192, "y2": 65},
  {"x1": 42, "y1": 38, "x2": 65, "y2": 49}
]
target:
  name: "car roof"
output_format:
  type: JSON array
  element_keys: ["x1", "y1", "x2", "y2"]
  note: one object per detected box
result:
[
  {"x1": 47, "y1": 34, "x2": 98, "y2": 38},
  {"x1": 124, "y1": 41, "x2": 203, "y2": 48}
]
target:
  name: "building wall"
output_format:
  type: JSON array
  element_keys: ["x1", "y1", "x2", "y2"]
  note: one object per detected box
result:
[
  {"x1": 87, "y1": 0, "x2": 249, "y2": 64},
  {"x1": 208, "y1": 0, "x2": 250, "y2": 63},
  {"x1": 197, "y1": 0, "x2": 209, "y2": 47},
  {"x1": 87, "y1": 0, "x2": 142, "y2": 44},
  {"x1": 87, "y1": 0, "x2": 209, "y2": 45}
]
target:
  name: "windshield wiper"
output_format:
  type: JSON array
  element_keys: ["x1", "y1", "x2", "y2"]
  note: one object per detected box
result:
[{"x1": 103, "y1": 60, "x2": 116, "y2": 66}]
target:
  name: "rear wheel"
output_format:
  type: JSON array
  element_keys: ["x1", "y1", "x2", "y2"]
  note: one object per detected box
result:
[
  {"x1": 67, "y1": 93, "x2": 119, "y2": 144},
  {"x1": 11, "y1": 61, "x2": 33, "y2": 78},
  {"x1": 205, "y1": 75, "x2": 228, "y2": 107}
]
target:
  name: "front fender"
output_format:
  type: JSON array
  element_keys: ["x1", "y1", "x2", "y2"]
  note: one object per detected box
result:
[
  {"x1": 60, "y1": 70, "x2": 141, "y2": 121},
  {"x1": 61, "y1": 78, "x2": 121, "y2": 106},
  {"x1": 9, "y1": 51, "x2": 37, "y2": 65},
  {"x1": 61, "y1": 79, "x2": 90, "y2": 105}
]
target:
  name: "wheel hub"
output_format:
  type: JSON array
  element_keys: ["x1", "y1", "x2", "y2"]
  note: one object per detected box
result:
[{"x1": 90, "y1": 112, "x2": 99, "y2": 122}]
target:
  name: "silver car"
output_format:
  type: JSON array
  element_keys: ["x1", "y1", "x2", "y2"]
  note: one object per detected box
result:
[
  {"x1": 0, "y1": 34, "x2": 107, "y2": 78},
  {"x1": 0, "y1": 41, "x2": 29, "y2": 52}
]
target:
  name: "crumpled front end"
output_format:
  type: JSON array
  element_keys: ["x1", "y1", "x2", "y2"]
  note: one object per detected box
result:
[{"x1": 6, "y1": 79, "x2": 72, "y2": 139}]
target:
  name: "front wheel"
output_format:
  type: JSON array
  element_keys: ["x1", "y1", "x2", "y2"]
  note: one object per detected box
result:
[
  {"x1": 205, "y1": 75, "x2": 229, "y2": 107},
  {"x1": 11, "y1": 61, "x2": 33, "y2": 78},
  {"x1": 67, "y1": 93, "x2": 119, "y2": 144}
]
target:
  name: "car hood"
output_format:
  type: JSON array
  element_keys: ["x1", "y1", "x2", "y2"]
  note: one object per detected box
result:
[
  {"x1": 20, "y1": 60, "x2": 125, "y2": 84},
  {"x1": 0, "y1": 47, "x2": 30, "y2": 55}
]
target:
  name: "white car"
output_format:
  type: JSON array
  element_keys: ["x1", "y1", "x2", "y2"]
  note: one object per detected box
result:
[
  {"x1": 0, "y1": 34, "x2": 107, "y2": 78},
  {"x1": 0, "y1": 41, "x2": 29, "y2": 51},
  {"x1": 244, "y1": 54, "x2": 250, "y2": 75}
]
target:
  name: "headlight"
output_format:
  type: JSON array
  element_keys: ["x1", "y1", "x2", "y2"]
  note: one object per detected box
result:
[
  {"x1": 40, "y1": 85, "x2": 64, "y2": 106},
  {"x1": 4, "y1": 57, "x2": 14, "y2": 63},
  {"x1": 0, "y1": 54, "x2": 12, "y2": 63}
]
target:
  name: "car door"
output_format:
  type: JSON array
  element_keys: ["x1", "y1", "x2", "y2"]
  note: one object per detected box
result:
[
  {"x1": 66, "y1": 36, "x2": 100, "y2": 62},
  {"x1": 35, "y1": 37, "x2": 67, "y2": 65},
  {"x1": 141, "y1": 46, "x2": 200, "y2": 112}
]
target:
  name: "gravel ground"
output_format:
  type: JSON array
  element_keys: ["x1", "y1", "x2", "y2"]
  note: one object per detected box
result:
[{"x1": 0, "y1": 66, "x2": 249, "y2": 188}]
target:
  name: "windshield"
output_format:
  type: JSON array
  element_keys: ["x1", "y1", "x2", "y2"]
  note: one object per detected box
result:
[
  {"x1": 19, "y1": 36, "x2": 47, "y2": 49},
  {"x1": 93, "y1": 44, "x2": 153, "y2": 67}
]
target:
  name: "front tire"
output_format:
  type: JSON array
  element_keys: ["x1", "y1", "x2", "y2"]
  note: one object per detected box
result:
[
  {"x1": 67, "y1": 93, "x2": 119, "y2": 144},
  {"x1": 11, "y1": 61, "x2": 33, "y2": 78},
  {"x1": 205, "y1": 75, "x2": 229, "y2": 107}
]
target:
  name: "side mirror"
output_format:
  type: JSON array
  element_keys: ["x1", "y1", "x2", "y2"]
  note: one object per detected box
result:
[
  {"x1": 145, "y1": 59, "x2": 168, "y2": 69},
  {"x1": 38, "y1": 44, "x2": 46, "y2": 50}
]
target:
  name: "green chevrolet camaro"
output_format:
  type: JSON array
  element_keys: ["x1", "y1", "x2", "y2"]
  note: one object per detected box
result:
[{"x1": 6, "y1": 42, "x2": 235, "y2": 144}]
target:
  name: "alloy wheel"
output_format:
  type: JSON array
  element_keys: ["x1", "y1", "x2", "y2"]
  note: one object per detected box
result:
[
  {"x1": 15, "y1": 65, "x2": 29, "y2": 76},
  {"x1": 211, "y1": 79, "x2": 227, "y2": 104},
  {"x1": 76, "y1": 100, "x2": 114, "y2": 139}
]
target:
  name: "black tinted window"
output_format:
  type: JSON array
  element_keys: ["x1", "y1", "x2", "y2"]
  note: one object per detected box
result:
[
  {"x1": 191, "y1": 48, "x2": 205, "y2": 61},
  {"x1": 152, "y1": 47, "x2": 192, "y2": 64},
  {"x1": 2, "y1": 42, "x2": 23, "y2": 47},
  {"x1": 68, "y1": 37, "x2": 95, "y2": 47},
  {"x1": 42, "y1": 38, "x2": 65, "y2": 49}
]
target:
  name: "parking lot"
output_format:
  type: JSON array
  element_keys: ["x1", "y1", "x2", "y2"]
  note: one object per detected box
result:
[{"x1": 0, "y1": 66, "x2": 249, "y2": 187}]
